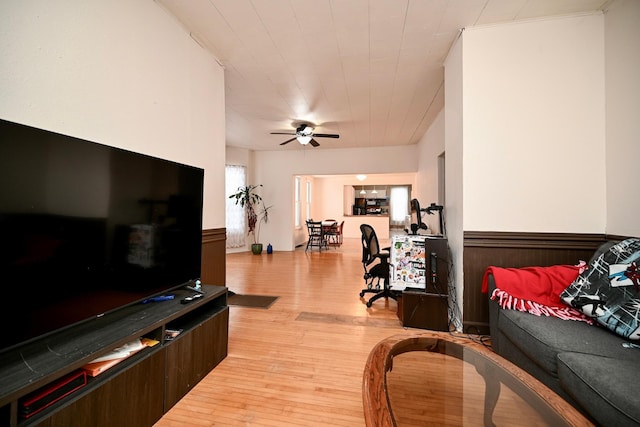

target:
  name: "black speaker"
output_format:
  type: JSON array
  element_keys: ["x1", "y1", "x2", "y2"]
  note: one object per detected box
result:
[{"x1": 424, "y1": 237, "x2": 448, "y2": 294}]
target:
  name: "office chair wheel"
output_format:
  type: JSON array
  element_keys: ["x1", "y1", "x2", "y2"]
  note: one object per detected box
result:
[
  {"x1": 366, "y1": 301, "x2": 373, "y2": 308},
  {"x1": 359, "y1": 291, "x2": 365, "y2": 297}
]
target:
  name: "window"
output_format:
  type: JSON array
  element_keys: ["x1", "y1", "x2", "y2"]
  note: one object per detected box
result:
[
  {"x1": 225, "y1": 165, "x2": 246, "y2": 248},
  {"x1": 294, "y1": 176, "x2": 301, "y2": 227},
  {"x1": 390, "y1": 186, "x2": 409, "y2": 227}
]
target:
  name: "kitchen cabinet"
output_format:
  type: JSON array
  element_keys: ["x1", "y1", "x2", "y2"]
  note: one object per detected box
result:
[{"x1": 354, "y1": 197, "x2": 389, "y2": 215}]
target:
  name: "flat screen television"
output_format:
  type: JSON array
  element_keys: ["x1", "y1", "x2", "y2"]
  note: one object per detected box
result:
[{"x1": 0, "y1": 118, "x2": 204, "y2": 354}]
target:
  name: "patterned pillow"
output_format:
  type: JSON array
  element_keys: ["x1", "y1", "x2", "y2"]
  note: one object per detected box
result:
[{"x1": 560, "y1": 238, "x2": 640, "y2": 340}]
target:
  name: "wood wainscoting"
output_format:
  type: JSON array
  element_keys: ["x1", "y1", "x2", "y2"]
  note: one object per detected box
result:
[
  {"x1": 201, "y1": 228, "x2": 226, "y2": 286},
  {"x1": 462, "y1": 231, "x2": 607, "y2": 335}
]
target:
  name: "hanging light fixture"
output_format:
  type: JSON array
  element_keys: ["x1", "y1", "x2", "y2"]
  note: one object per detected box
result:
[
  {"x1": 360, "y1": 186, "x2": 366, "y2": 195},
  {"x1": 296, "y1": 124, "x2": 314, "y2": 145},
  {"x1": 371, "y1": 185, "x2": 378, "y2": 194},
  {"x1": 296, "y1": 135, "x2": 312, "y2": 145}
]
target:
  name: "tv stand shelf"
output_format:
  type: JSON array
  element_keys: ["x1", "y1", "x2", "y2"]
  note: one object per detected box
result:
[{"x1": 0, "y1": 284, "x2": 228, "y2": 427}]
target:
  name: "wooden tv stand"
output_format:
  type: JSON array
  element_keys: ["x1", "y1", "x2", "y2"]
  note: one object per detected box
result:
[{"x1": 0, "y1": 284, "x2": 229, "y2": 427}]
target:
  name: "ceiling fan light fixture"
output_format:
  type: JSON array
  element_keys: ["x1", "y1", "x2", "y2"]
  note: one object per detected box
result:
[
  {"x1": 271, "y1": 123, "x2": 338, "y2": 147},
  {"x1": 297, "y1": 135, "x2": 312, "y2": 145}
]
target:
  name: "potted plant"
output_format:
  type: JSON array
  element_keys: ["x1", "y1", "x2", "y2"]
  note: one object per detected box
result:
[{"x1": 229, "y1": 184, "x2": 273, "y2": 254}]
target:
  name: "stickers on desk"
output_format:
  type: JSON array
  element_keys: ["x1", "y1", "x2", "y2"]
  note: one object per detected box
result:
[{"x1": 391, "y1": 236, "x2": 426, "y2": 286}]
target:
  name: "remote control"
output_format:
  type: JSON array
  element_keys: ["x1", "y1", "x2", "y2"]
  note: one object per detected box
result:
[
  {"x1": 141, "y1": 294, "x2": 174, "y2": 304},
  {"x1": 180, "y1": 293, "x2": 203, "y2": 304}
]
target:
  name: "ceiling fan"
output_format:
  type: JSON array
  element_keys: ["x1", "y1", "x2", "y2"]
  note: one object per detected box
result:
[{"x1": 270, "y1": 123, "x2": 339, "y2": 147}]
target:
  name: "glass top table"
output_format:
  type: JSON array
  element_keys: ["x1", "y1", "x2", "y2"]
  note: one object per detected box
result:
[{"x1": 362, "y1": 332, "x2": 593, "y2": 427}]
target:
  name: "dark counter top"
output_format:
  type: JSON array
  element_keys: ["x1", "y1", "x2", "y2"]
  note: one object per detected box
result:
[{"x1": 344, "y1": 214, "x2": 389, "y2": 218}]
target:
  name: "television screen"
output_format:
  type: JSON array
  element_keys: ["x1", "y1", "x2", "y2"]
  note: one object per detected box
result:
[{"x1": 0, "y1": 118, "x2": 204, "y2": 353}]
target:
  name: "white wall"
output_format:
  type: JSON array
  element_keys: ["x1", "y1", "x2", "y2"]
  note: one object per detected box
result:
[
  {"x1": 444, "y1": 33, "x2": 464, "y2": 331},
  {"x1": 605, "y1": 0, "x2": 640, "y2": 237},
  {"x1": 313, "y1": 173, "x2": 418, "y2": 240},
  {"x1": 462, "y1": 13, "x2": 606, "y2": 233},
  {"x1": 416, "y1": 109, "x2": 446, "y2": 233},
  {"x1": 0, "y1": 0, "x2": 226, "y2": 230},
  {"x1": 252, "y1": 145, "x2": 418, "y2": 251},
  {"x1": 441, "y1": 6, "x2": 639, "y2": 330}
]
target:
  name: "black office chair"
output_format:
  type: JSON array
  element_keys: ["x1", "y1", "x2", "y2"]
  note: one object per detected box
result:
[
  {"x1": 406, "y1": 198, "x2": 429, "y2": 235},
  {"x1": 359, "y1": 224, "x2": 397, "y2": 307}
]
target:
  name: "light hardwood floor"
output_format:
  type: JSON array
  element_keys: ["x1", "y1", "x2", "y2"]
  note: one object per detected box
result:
[{"x1": 154, "y1": 235, "x2": 487, "y2": 426}]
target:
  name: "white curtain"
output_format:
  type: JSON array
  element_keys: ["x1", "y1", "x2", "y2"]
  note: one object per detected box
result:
[
  {"x1": 225, "y1": 165, "x2": 246, "y2": 248},
  {"x1": 390, "y1": 186, "x2": 409, "y2": 227}
]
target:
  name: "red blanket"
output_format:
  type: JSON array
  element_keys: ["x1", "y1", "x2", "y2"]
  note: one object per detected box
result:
[{"x1": 482, "y1": 263, "x2": 593, "y2": 323}]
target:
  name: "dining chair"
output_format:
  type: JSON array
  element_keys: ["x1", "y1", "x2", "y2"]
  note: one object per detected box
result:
[
  {"x1": 323, "y1": 219, "x2": 340, "y2": 246},
  {"x1": 305, "y1": 220, "x2": 329, "y2": 252},
  {"x1": 335, "y1": 220, "x2": 344, "y2": 245}
]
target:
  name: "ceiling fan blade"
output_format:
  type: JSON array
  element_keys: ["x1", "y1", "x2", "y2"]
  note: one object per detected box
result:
[
  {"x1": 271, "y1": 132, "x2": 296, "y2": 135},
  {"x1": 312, "y1": 133, "x2": 340, "y2": 138},
  {"x1": 309, "y1": 138, "x2": 320, "y2": 147},
  {"x1": 279, "y1": 137, "x2": 297, "y2": 145}
]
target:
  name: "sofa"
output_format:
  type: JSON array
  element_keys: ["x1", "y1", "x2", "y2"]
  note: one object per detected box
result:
[{"x1": 487, "y1": 240, "x2": 640, "y2": 427}]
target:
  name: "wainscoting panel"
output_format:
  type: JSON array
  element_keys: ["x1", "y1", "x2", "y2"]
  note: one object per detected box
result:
[
  {"x1": 201, "y1": 228, "x2": 226, "y2": 286},
  {"x1": 462, "y1": 231, "x2": 606, "y2": 335}
]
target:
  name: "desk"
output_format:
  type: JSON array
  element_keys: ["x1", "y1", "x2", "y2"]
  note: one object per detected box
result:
[
  {"x1": 389, "y1": 234, "x2": 448, "y2": 294},
  {"x1": 389, "y1": 235, "x2": 449, "y2": 330}
]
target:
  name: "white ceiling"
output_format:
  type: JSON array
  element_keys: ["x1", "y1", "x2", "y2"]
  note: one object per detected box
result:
[{"x1": 156, "y1": 0, "x2": 612, "y2": 151}]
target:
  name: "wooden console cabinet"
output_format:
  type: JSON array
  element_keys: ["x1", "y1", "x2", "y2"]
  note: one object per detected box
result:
[
  {"x1": 398, "y1": 291, "x2": 449, "y2": 331},
  {"x1": 0, "y1": 284, "x2": 228, "y2": 427}
]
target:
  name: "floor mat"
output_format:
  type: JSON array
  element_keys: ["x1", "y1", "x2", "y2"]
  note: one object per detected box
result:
[{"x1": 227, "y1": 294, "x2": 279, "y2": 309}]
